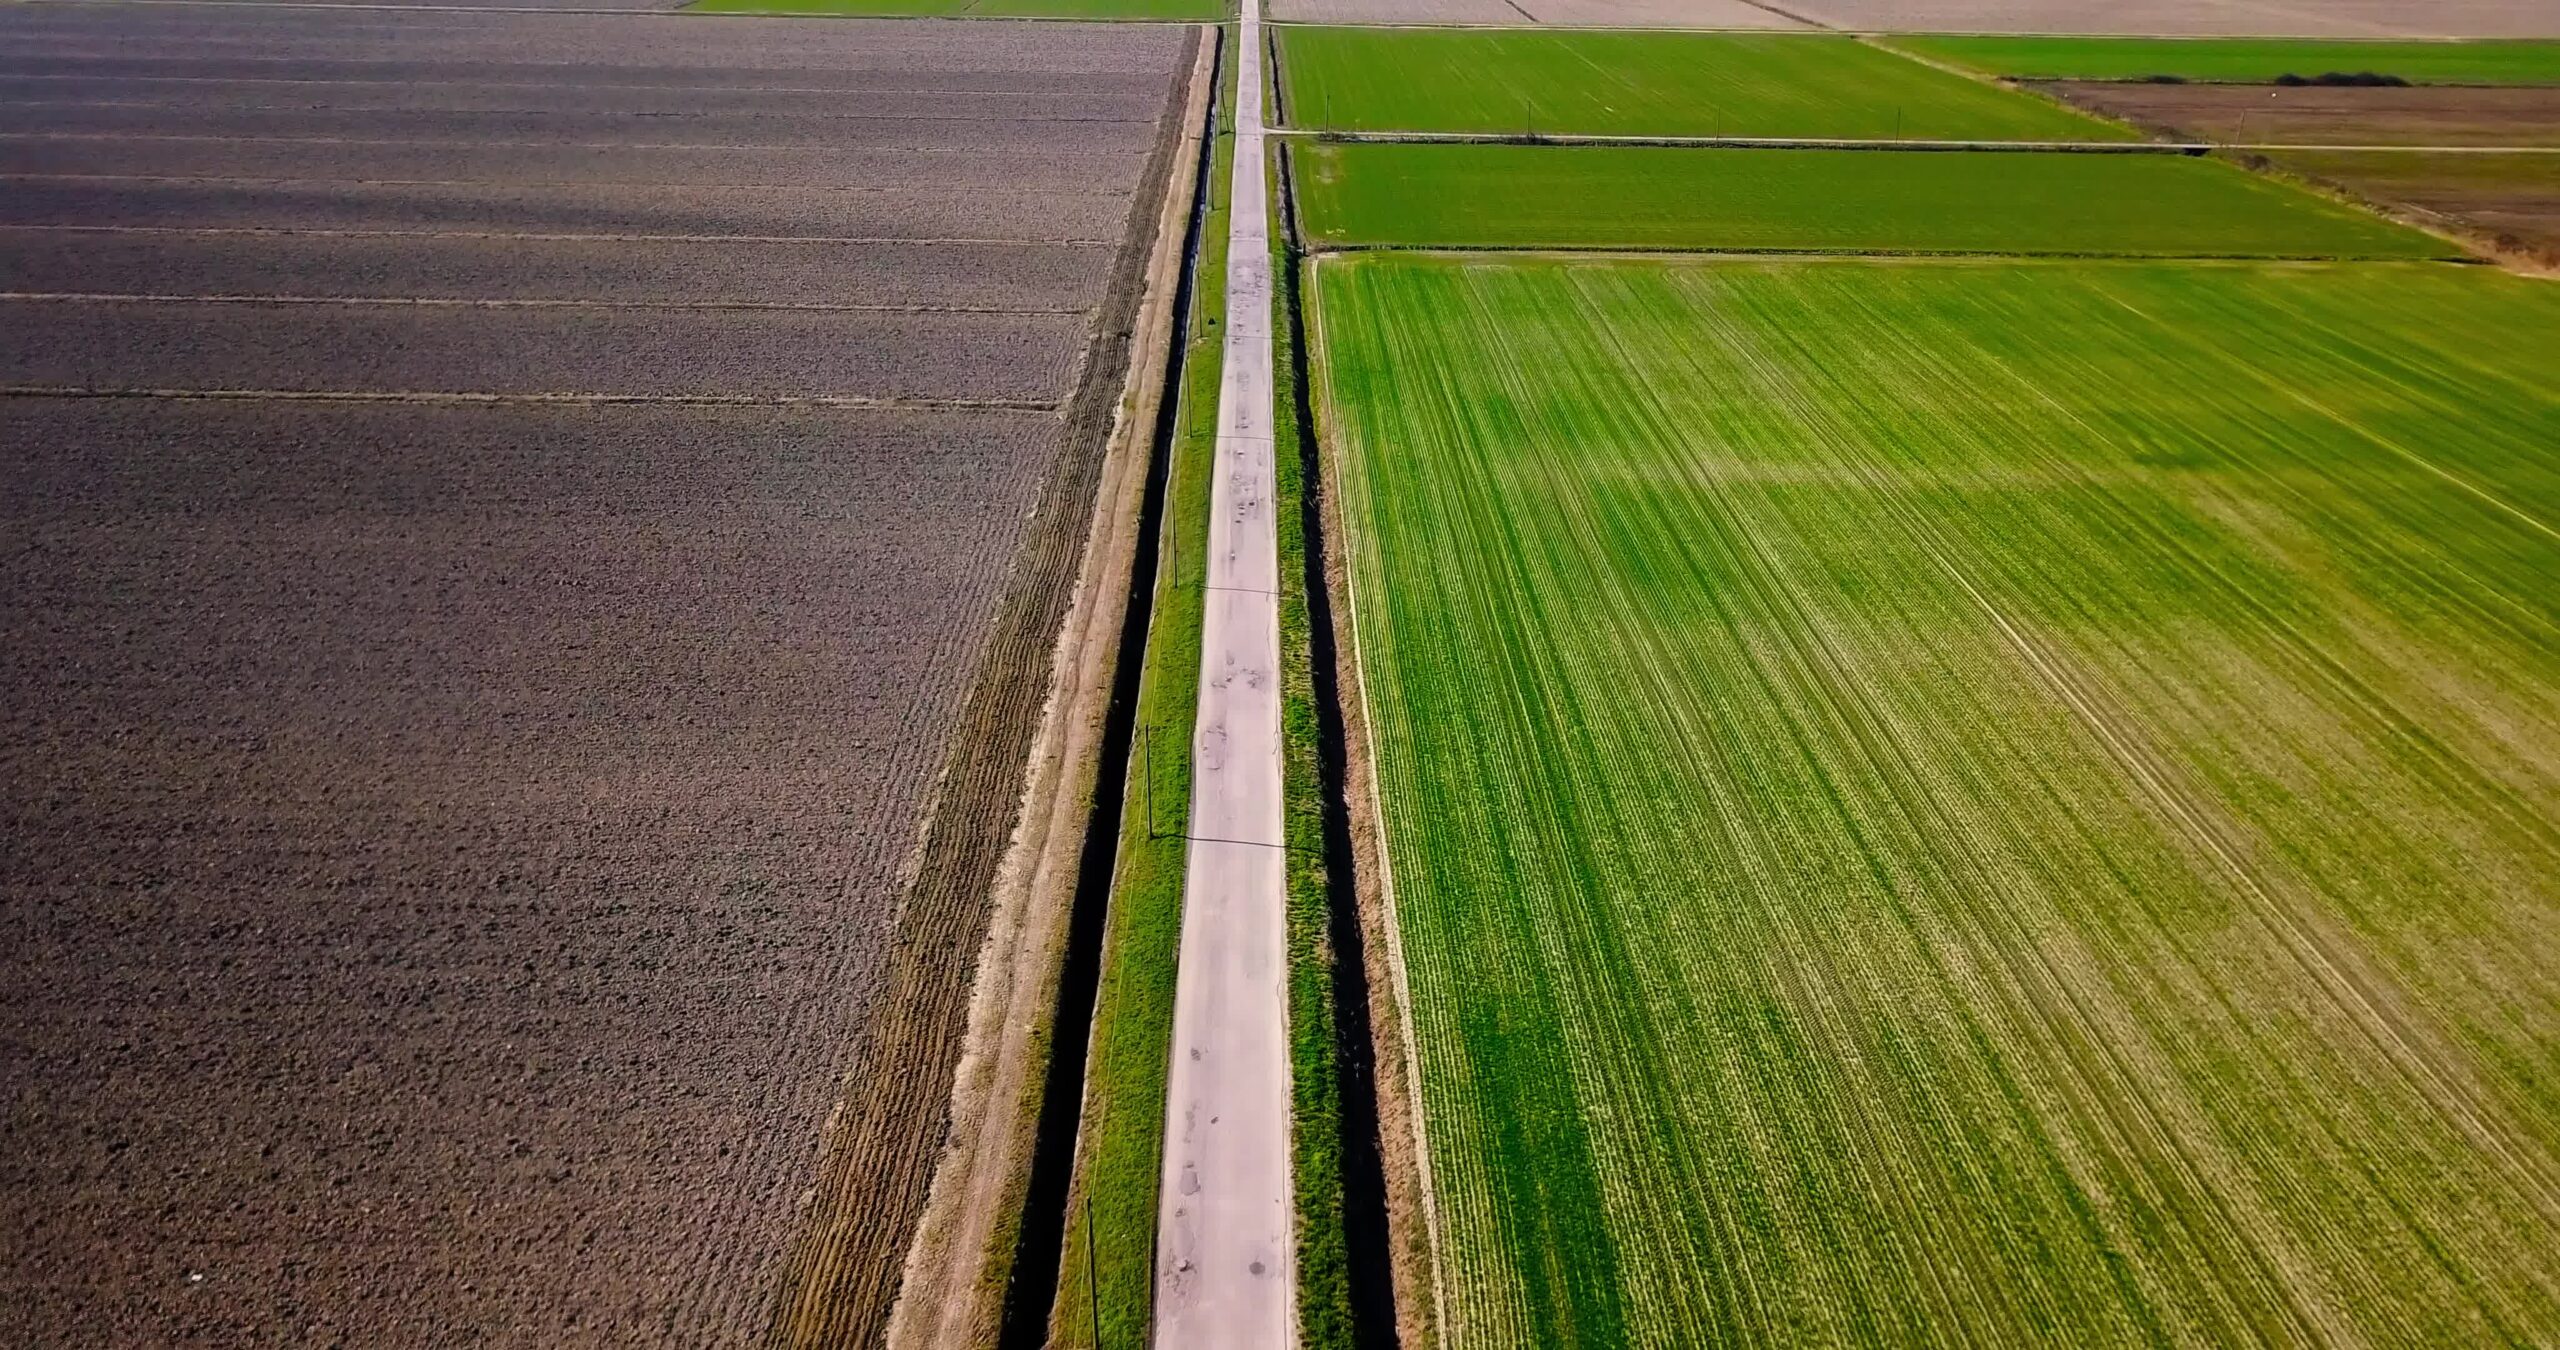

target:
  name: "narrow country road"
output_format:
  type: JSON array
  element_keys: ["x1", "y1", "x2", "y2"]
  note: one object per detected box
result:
[{"x1": 1153, "y1": 0, "x2": 1295, "y2": 1344}]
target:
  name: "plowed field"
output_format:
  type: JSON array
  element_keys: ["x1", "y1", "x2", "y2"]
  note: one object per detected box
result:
[
  {"x1": 1317, "y1": 253, "x2": 2560, "y2": 1347},
  {"x1": 0, "y1": 5, "x2": 1188, "y2": 1345}
]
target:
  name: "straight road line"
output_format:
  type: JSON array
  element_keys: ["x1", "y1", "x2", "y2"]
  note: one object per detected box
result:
[
  {"x1": 1154, "y1": 2, "x2": 1295, "y2": 1346},
  {"x1": 0, "y1": 133, "x2": 1141, "y2": 157}
]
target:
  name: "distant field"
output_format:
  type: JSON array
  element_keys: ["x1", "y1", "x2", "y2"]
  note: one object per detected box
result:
[
  {"x1": 1316, "y1": 251, "x2": 2560, "y2": 1348},
  {"x1": 2053, "y1": 81, "x2": 2560, "y2": 146},
  {"x1": 690, "y1": 0, "x2": 1223, "y2": 14},
  {"x1": 1276, "y1": 29, "x2": 2127, "y2": 139},
  {"x1": 1292, "y1": 143, "x2": 2450, "y2": 256},
  {"x1": 2275, "y1": 148, "x2": 2560, "y2": 256},
  {"x1": 1894, "y1": 36, "x2": 2560, "y2": 85}
]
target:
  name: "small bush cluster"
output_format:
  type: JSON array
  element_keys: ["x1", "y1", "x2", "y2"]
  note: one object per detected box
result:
[{"x1": 2273, "y1": 71, "x2": 2411, "y2": 86}]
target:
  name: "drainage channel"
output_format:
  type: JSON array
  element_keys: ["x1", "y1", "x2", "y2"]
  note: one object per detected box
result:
[{"x1": 995, "y1": 27, "x2": 1224, "y2": 1350}]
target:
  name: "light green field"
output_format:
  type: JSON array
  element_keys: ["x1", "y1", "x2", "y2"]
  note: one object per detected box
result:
[
  {"x1": 1316, "y1": 252, "x2": 2560, "y2": 1347},
  {"x1": 1275, "y1": 28, "x2": 2127, "y2": 140},
  {"x1": 688, "y1": 0, "x2": 1223, "y2": 16},
  {"x1": 1294, "y1": 143, "x2": 2451, "y2": 257},
  {"x1": 1892, "y1": 35, "x2": 2560, "y2": 86}
]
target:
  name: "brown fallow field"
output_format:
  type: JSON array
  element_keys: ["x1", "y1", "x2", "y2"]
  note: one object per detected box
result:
[{"x1": 0, "y1": 4, "x2": 1191, "y2": 1346}]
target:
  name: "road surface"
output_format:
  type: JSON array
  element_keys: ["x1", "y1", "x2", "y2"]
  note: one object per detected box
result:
[{"x1": 1154, "y1": 0, "x2": 1295, "y2": 1345}]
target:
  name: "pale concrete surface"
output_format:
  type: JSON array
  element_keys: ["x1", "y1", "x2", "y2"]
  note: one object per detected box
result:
[{"x1": 1153, "y1": 0, "x2": 1295, "y2": 1345}]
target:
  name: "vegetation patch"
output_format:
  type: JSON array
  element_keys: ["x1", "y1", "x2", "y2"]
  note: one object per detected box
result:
[
  {"x1": 1890, "y1": 35, "x2": 2560, "y2": 87},
  {"x1": 1276, "y1": 28, "x2": 2130, "y2": 141},
  {"x1": 1313, "y1": 250, "x2": 2560, "y2": 1348},
  {"x1": 1293, "y1": 142, "x2": 2451, "y2": 257}
]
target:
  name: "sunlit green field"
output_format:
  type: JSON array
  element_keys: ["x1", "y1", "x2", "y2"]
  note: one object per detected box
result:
[
  {"x1": 1293, "y1": 142, "x2": 2453, "y2": 257},
  {"x1": 1276, "y1": 28, "x2": 2128, "y2": 139},
  {"x1": 1316, "y1": 252, "x2": 2560, "y2": 1348}
]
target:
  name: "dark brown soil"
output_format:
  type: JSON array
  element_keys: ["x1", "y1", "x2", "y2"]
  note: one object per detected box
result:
[
  {"x1": 2046, "y1": 80, "x2": 2560, "y2": 147},
  {"x1": 2269, "y1": 149, "x2": 2560, "y2": 261},
  {"x1": 0, "y1": 6, "x2": 1188, "y2": 1346}
]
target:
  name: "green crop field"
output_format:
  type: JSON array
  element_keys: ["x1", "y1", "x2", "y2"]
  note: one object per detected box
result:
[
  {"x1": 1891, "y1": 36, "x2": 2560, "y2": 86},
  {"x1": 1293, "y1": 143, "x2": 2451, "y2": 257},
  {"x1": 1275, "y1": 28, "x2": 2128, "y2": 140},
  {"x1": 1315, "y1": 252, "x2": 2560, "y2": 1347},
  {"x1": 688, "y1": 0, "x2": 1223, "y2": 16}
]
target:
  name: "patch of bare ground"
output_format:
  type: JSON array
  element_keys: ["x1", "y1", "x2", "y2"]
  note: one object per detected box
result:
[
  {"x1": 0, "y1": 6, "x2": 1191, "y2": 1346},
  {"x1": 2046, "y1": 80, "x2": 2560, "y2": 146},
  {"x1": 883, "y1": 28, "x2": 1207, "y2": 1350},
  {"x1": 763, "y1": 29, "x2": 1203, "y2": 1350},
  {"x1": 1782, "y1": 0, "x2": 2558, "y2": 38},
  {"x1": 2265, "y1": 149, "x2": 2560, "y2": 267}
]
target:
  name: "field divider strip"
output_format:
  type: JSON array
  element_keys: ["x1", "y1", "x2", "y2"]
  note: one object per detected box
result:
[
  {"x1": 0, "y1": 291, "x2": 1089, "y2": 315},
  {"x1": 0, "y1": 133, "x2": 1148, "y2": 158},
  {"x1": 0, "y1": 172, "x2": 1136, "y2": 196},
  {"x1": 1273, "y1": 128, "x2": 2207, "y2": 151},
  {"x1": 0, "y1": 98, "x2": 1166, "y2": 125},
  {"x1": 0, "y1": 384, "x2": 1063, "y2": 412},
  {"x1": 0, "y1": 75, "x2": 1140, "y2": 99},
  {"x1": 0, "y1": 223, "x2": 1119, "y2": 245}
]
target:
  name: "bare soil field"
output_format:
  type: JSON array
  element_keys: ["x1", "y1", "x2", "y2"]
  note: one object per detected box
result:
[
  {"x1": 1269, "y1": 0, "x2": 1805, "y2": 26},
  {"x1": 1780, "y1": 0, "x2": 2560, "y2": 37},
  {"x1": 0, "y1": 5, "x2": 1188, "y2": 1347},
  {"x1": 2051, "y1": 79, "x2": 2560, "y2": 144},
  {"x1": 2271, "y1": 148, "x2": 2560, "y2": 258}
]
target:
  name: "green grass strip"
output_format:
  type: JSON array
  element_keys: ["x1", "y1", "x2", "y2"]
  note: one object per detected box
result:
[
  {"x1": 1889, "y1": 35, "x2": 2560, "y2": 86},
  {"x1": 1044, "y1": 39, "x2": 1231, "y2": 1350},
  {"x1": 1294, "y1": 143, "x2": 2453, "y2": 258},
  {"x1": 1277, "y1": 28, "x2": 2129, "y2": 141},
  {"x1": 1272, "y1": 150, "x2": 1355, "y2": 1350}
]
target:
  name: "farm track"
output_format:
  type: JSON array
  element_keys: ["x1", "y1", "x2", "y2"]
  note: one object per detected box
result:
[{"x1": 1317, "y1": 254, "x2": 2560, "y2": 1345}]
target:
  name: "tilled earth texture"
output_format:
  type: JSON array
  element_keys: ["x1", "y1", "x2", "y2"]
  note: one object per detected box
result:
[
  {"x1": 0, "y1": 5, "x2": 1188, "y2": 1347},
  {"x1": 1778, "y1": 0, "x2": 2558, "y2": 38},
  {"x1": 2048, "y1": 81, "x2": 2560, "y2": 147}
]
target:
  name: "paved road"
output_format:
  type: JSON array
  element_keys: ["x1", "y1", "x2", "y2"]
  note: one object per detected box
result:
[{"x1": 1154, "y1": 0, "x2": 1294, "y2": 1345}]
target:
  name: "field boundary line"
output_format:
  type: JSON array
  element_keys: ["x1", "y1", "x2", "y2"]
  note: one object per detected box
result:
[
  {"x1": 1306, "y1": 240, "x2": 2475, "y2": 262},
  {"x1": 1301, "y1": 252, "x2": 1451, "y2": 1348},
  {"x1": 0, "y1": 384, "x2": 1060, "y2": 411},
  {"x1": 0, "y1": 97, "x2": 1162, "y2": 125},
  {"x1": 0, "y1": 290, "x2": 1087, "y2": 314},
  {"x1": 0, "y1": 133, "x2": 1144, "y2": 158},
  {"x1": 0, "y1": 74, "x2": 1133, "y2": 99},
  {"x1": 0, "y1": 223, "x2": 1118, "y2": 244},
  {"x1": 1273, "y1": 129, "x2": 2200, "y2": 151},
  {"x1": 0, "y1": 171, "x2": 1134, "y2": 196}
]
